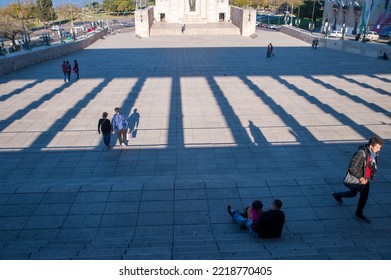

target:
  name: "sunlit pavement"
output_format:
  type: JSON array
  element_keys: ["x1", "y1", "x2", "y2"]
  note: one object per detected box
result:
[{"x1": 0, "y1": 29, "x2": 390, "y2": 259}]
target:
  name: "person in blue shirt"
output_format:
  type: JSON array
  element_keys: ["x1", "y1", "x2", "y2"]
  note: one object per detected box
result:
[{"x1": 111, "y1": 107, "x2": 128, "y2": 146}]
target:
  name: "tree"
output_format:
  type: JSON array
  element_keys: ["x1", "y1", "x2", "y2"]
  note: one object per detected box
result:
[
  {"x1": 231, "y1": 0, "x2": 267, "y2": 8},
  {"x1": 56, "y1": 4, "x2": 82, "y2": 23},
  {"x1": 0, "y1": 10, "x2": 23, "y2": 51},
  {"x1": 103, "y1": 0, "x2": 135, "y2": 14},
  {"x1": 298, "y1": 0, "x2": 323, "y2": 21},
  {"x1": 36, "y1": 0, "x2": 55, "y2": 23}
]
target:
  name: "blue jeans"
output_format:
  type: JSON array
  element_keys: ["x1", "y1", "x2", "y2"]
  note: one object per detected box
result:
[
  {"x1": 102, "y1": 133, "x2": 111, "y2": 147},
  {"x1": 230, "y1": 208, "x2": 257, "y2": 237}
]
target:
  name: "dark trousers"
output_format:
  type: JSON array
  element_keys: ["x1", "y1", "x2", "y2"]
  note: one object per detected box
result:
[
  {"x1": 102, "y1": 133, "x2": 111, "y2": 147},
  {"x1": 338, "y1": 182, "x2": 370, "y2": 215}
]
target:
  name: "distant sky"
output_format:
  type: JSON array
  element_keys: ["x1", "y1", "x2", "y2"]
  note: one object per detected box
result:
[{"x1": 0, "y1": 0, "x2": 99, "y2": 7}]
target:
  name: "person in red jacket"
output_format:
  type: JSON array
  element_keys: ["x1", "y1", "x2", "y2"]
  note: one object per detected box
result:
[
  {"x1": 333, "y1": 136, "x2": 384, "y2": 223},
  {"x1": 61, "y1": 61, "x2": 68, "y2": 82}
]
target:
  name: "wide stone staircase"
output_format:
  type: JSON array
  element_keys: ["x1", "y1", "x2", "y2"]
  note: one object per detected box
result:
[
  {"x1": 150, "y1": 22, "x2": 241, "y2": 36},
  {"x1": 3, "y1": 230, "x2": 391, "y2": 260},
  {"x1": 1, "y1": 174, "x2": 391, "y2": 260}
]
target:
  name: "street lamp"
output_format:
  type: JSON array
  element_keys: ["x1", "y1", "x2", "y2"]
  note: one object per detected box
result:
[
  {"x1": 38, "y1": 0, "x2": 50, "y2": 45},
  {"x1": 311, "y1": 0, "x2": 316, "y2": 33},
  {"x1": 341, "y1": 23, "x2": 346, "y2": 39},
  {"x1": 17, "y1": 0, "x2": 29, "y2": 50}
]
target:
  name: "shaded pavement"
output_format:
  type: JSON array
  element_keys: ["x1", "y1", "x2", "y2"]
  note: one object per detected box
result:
[{"x1": 0, "y1": 29, "x2": 390, "y2": 259}]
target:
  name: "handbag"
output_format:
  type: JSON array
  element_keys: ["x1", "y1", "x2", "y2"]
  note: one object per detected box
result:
[
  {"x1": 126, "y1": 131, "x2": 133, "y2": 141},
  {"x1": 343, "y1": 172, "x2": 363, "y2": 191}
]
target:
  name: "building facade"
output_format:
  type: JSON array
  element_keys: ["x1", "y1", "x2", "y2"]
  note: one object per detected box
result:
[
  {"x1": 321, "y1": 0, "x2": 391, "y2": 36},
  {"x1": 154, "y1": 0, "x2": 230, "y2": 23}
]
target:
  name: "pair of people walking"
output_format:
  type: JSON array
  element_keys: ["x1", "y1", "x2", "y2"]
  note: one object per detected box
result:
[
  {"x1": 266, "y1": 43, "x2": 275, "y2": 58},
  {"x1": 98, "y1": 107, "x2": 140, "y2": 149},
  {"x1": 61, "y1": 59, "x2": 79, "y2": 82}
]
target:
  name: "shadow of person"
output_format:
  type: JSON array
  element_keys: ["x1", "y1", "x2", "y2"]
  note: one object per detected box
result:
[
  {"x1": 128, "y1": 108, "x2": 140, "y2": 138},
  {"x1": 248, "y1": 120, "x2": 266, "y2": 146}
]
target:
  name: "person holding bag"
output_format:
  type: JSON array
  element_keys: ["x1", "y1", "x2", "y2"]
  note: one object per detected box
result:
[
  {"x1": 333, "y1": 136, "x2": 384, "y2": 223},
  {"x1": 112, "y1": 107, "x2": 128, "y2": 146}
]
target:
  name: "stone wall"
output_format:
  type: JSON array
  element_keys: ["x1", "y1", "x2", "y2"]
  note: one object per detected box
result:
[
  {"x1": 280, "y1": 25, "x2": 391, "y2": 58},
  {"x1": 0, "y1": 29, "x2": 107, "y2": 77},
  {"x1": 230, "y1": 6, "x2": 256, "y2": 36}
]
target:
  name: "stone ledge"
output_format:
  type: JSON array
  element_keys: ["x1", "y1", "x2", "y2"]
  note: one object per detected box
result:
[{"x1": 0, "y1": 29, "x2": 108, "y2": 77}]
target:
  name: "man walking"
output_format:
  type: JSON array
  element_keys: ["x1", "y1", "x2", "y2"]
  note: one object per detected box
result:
[
  {"x1": 111, "y1": 107, "x2": 129, "y2": 146},
  {"x1": 333, "y1": 136, "x2": 384, "y2": 223}
]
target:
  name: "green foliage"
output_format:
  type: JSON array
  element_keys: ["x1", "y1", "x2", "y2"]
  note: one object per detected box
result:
[
  {"x1": 0, "y1": 10, "x2": 23, "y2": 50},
  {"x1": 103, "y1": 0, "x2": 135, "y2": 13},
  {"x1": 36, "y1": 0, "x2": 55, "y2": 22}
]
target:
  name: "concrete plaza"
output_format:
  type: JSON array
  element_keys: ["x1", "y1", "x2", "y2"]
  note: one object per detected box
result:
[{"x1": 0, "y1": 29, "x2": 391, "y2": 259}]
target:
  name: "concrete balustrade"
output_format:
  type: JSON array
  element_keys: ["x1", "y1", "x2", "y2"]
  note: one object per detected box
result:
[
  {"x1": 0, "y1": 28, "x2": 108, "y2": 77},
  {"x1": 280, "y1": 25, "x2": 390, "y2": 58}
]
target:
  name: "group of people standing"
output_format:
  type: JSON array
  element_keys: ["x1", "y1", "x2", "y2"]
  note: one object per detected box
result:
[
  {"x1": 61, "y1": 60, "x2": 79, "y2": 83},
  {"x1": 98, "y1": 107, "x2": 140, "y2": 149}
]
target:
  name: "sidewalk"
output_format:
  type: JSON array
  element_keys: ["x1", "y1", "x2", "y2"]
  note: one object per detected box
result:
[{"x1": 0, "y1": 29, "x2": 390, "y2": 259}]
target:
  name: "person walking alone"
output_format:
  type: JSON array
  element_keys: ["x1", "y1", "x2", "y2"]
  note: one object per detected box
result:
[
  {"x1": 98, "y1": 112, "x2": 112, "y2": 149},
  {"x1": 111, "y1": 107, "x2": 128, "y2": 146},
  {"x1": 333, "y1": 136, "x2": 384, "y2": 223},
  {"x1": 73, "y1": 59, "x2": 79, "y2": 79}
]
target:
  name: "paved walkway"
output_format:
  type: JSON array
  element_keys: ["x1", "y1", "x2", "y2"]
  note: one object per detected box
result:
[{"x1": 0, "y1": 29, "x2": 391, "y2": 259}]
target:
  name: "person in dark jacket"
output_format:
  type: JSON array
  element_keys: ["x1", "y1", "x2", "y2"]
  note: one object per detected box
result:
[
  {"x1": 333, "y1": 136, "x2": 384, "y2": 223},
  {"x1": 73, "y1": 59, "x2": 79, "y2": 79},
  {"x1": 61, "y1": 61, "x2": 68, "y2": 82},
  {"x1": 228, "y1": 199, "x2": 285, "y2": 238},
  {"x1": 98, "y1": 112, "x2": 112, "y2": 149}
]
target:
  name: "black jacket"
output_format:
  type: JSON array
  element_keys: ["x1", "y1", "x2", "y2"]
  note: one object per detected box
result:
[
  {"x1": 98, "y1": 118, "x2": 111, "y2": 134},
  {"x1": 252, "y1": 209, "x2": 285, "y2": 238},
  {"x1": 348, "y1": 144, "x2": 378, "y2": 180}
]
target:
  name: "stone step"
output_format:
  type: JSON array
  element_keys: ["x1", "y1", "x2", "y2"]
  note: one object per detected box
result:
[
  {"x1": 150, "y1": 22, "x2": 240, "y2": 36},
  {"x1": 2, "y1": 227, "x2": 391, "y2": 259}
]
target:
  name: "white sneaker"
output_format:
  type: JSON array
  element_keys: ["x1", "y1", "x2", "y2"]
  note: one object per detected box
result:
[{"x1": 121, "y1": 143, "x2": 126, "y2": 146}]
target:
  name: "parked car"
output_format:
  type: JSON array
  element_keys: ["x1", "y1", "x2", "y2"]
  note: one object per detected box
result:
[
  {"x1": 364, "y1": 31, "x2": 379, "y2": 41},
  {"x1": 86, "y1": 27, "x2": 95, "y2": 33},
  {"x1": 50, "y1": 25, "x2": 63, "y2": 31},
  {"x1": 266, "y1": 24, "x2": 281, "y2": 30},
  {"x1": 329, "y1": 30, "x2": 343, "y2": 38},
  {"x1": 39, "y1": 35, "x2": 51, "y2": 42},
  {"x1": 73, "y1": 23, "x2": 84, "y2": 31},
  {"x1": 110, "y1": 19, "x2": 119, "y2": 25},
  {"x1": 62, "y1": 31, "x2": 71, "y2": 38},
  {"x1": 120, "y1": 21, "x2": 134, "y2": 27}
]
